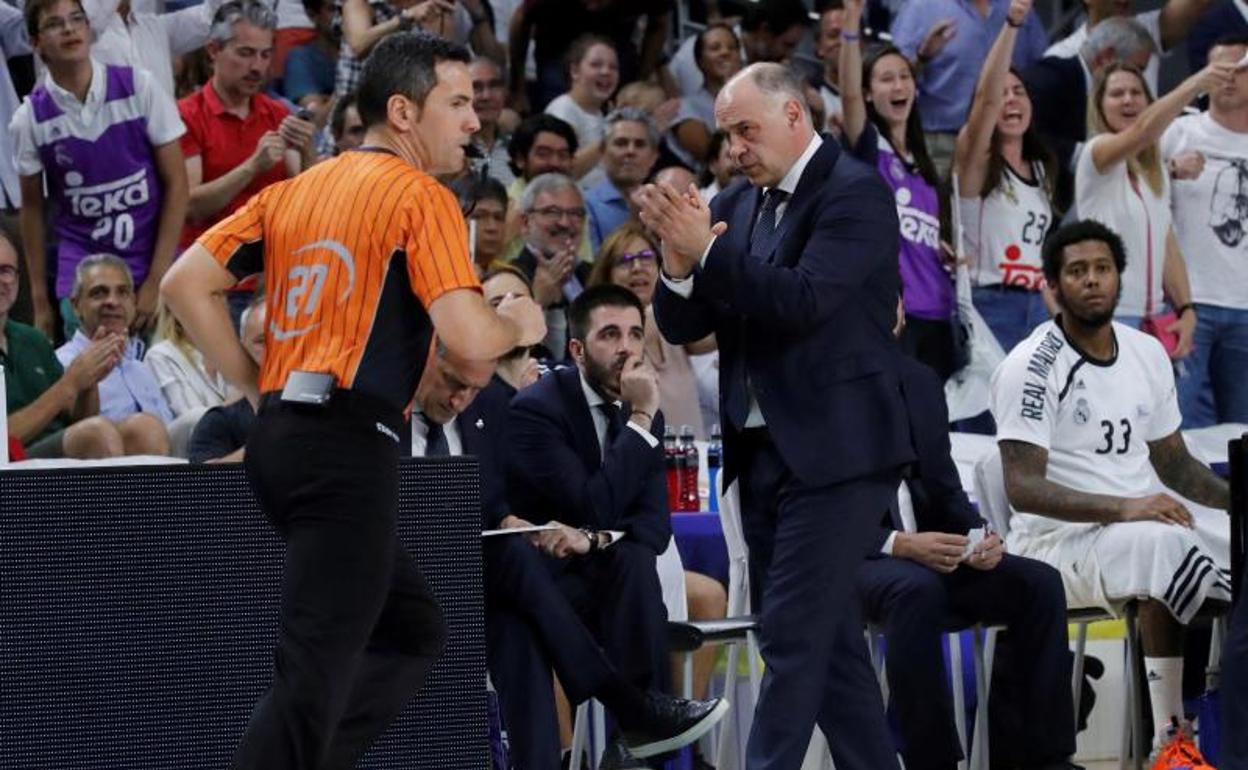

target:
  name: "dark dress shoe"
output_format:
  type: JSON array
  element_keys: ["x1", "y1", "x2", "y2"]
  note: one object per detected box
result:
[{"x1": 622, "y1": 693, "x2": 729, "y2": 758}]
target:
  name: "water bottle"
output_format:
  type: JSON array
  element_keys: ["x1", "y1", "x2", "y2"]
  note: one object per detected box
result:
[
  {"x1": 663, "y1": 426, "x2": 681, "y2": 511},
  {"x1": 707, "y1": 426, "x2": 722, "y2": 513},
  {"x1": 679, "y1": 426, "x2": 700, "y2": 511}
]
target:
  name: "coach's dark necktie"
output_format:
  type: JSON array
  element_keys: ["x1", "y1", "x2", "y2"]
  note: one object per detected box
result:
[
  {"x1": 423, "y1": 414, "x2": 450, "y2": 457},
  {"x1": 725, "y1": 188, "x2": 788, "y2": 429},
  {"x1": 749, "y1": 188, "x2": 788, "y2": 260},
  {"x1": 598, "y1": 402, "x2": 626, "y2": 447}
]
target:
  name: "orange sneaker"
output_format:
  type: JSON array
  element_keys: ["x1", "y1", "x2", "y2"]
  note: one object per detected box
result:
[{"x1": 1149, "y1": 720, "x2": 1214, "y2": 770}]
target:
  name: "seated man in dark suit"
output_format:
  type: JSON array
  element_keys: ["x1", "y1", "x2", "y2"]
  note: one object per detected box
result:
[
  {"x1": 187, "y1": 295, "x2": 265, "y2": 463},
  {"x1": 507, "y1": 285, "x2": 725, "y2": 763},
  {"x1": 410, "y1": 333, "x2": 725, "y2": 770},
  {"x1": 856, "y1": 310, "x2": 1077, "y2": 770}
]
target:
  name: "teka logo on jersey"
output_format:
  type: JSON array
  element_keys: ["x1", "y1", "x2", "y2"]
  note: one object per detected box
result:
[
  {"x1": 894, "y1": 187, "x2": 940, "y2": 249},
  {"x1": 64, "y1": 169, "x2": 151, "y2": 218}
]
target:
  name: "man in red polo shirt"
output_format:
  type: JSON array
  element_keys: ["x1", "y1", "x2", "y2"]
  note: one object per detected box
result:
[{"x1": 179, "y1": 0, "x2": 315, "y2": 251}]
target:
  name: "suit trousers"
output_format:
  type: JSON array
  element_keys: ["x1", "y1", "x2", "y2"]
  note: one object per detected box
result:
[
  {"x1": 548, "y1": 539, "x2": 670, "y2": 694},
  {"x1": 233, "y1": 396, "x2": 447, "y2": 770},
  {"x1": 483, "y1": 536, "x2": 621, "y2": 770},
  {"x1": 737, "y1": 430, "x2": 902, "y2": 770},
  {"x1": 857, "y1": 554, "x2": 1074, "y2": 770}
]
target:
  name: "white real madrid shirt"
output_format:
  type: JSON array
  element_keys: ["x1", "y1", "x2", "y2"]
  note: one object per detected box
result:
[{"x1": 989, "y1": 319, "x2": 1182, "y2": 538}]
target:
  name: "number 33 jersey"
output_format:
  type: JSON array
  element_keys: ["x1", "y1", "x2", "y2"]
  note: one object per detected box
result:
[{"x1": 990, "y1": 318, "x2": 1182, "y2": 535}]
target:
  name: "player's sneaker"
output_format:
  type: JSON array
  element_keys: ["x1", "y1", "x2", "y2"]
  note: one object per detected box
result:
[{"x1": 1148, "y1": 719, "x2": 1214, "y2": 770}]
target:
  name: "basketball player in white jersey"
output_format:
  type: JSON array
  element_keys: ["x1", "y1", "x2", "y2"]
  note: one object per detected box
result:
[{"x1": 990, "y1": 220, "x2": 1232, "y2": 756}]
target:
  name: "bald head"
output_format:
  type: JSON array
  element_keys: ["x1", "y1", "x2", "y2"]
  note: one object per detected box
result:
[
  {"x1": 654, "y1": 165, "x2": 697, "y2": 191},
  {"x1": 715, "y1": 63, "x2": 815, "y2": 188},
  {"x1": 721, "y1": 63, "x2": 812, "y2": 119}
]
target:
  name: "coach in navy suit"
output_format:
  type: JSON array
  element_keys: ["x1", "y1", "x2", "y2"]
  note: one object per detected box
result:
[
  {"x1": 638, "y1": 62, "x2": 915, "y2": 770},
  {"x1": 857, "y1": 352, "x2": 1076, "y2": 770},
  {"x1": 411, "y1": 341, "x2": 723, "y2": 769}
]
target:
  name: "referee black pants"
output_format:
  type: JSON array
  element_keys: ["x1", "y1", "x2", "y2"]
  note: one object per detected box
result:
[{"x1": 233, "y1": 395, "x2": 447, "y2": 770}]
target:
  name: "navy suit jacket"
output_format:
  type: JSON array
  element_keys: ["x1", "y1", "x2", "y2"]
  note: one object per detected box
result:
[
  {"x1": 505, "y1": 366, "x2": 671, "y2": 553},
  {"x1": 459, "y1": 376, "x2": 515, "y2": 530},
  {"x1": 871, "y1": 357, "x2": 984, "y2": 552},
  {"x1": 653, "y1": 137, "x2": 916, "y2": 488}
]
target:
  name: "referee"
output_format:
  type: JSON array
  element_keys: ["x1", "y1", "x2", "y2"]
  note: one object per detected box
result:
[{"x1": 161, "y1": 32, "x2": 546, "y2": 770}]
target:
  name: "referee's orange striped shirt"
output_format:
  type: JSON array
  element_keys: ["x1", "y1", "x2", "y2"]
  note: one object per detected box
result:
[{"x1": 196, "y1": 149, "x2": 481, "y2": 411}]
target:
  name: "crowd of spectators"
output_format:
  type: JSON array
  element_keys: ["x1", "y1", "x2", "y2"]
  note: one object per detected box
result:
[{"x1": 2, "y1": 0, "x2": 1247, "y2": 767}]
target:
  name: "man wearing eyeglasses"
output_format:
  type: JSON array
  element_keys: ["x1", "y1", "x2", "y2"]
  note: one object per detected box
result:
[{"x1": 512, "y1": 172, "x2": 594, "y2": 358}]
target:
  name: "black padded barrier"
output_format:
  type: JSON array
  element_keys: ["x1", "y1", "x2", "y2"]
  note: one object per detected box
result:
[{"x1": 0, "y1": 457, "x2": 487, "y2": 769}]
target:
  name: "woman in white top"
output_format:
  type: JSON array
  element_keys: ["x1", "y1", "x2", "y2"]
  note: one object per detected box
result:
[
  {"x1": 669, "y1": 23, "x2": 742, "y2": 168},
  {"x1": 955, "y1": 0, "x2": 1057, "y2": 354},
  {"x1": 1076, "y1": 59, "x2": 1234, "y2": 357},
  {"x1": 146, "y1": 300, "x2": 228, "y2": 418},
  {"x1": 543, "y1": 34, "x2": 619, "y2": 183}
]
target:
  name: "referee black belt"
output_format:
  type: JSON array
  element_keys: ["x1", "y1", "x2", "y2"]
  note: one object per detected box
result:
[{"x1": 259, "y1": 388, "x2": 404, "y2": 435}]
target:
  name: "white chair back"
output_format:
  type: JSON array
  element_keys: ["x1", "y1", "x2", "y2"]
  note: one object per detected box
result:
[
  {"x1": 717, "y1": 474, "x2": 751, "y2": 617},
  {"x1": 1182, "y1": 423, "x2": 1248, "y2": 466},
  {"x1": 657, "y1": 535, "x2": 688, "y2": 622},
  {"x1": 972, "y1": 450, "x2": 1013, "y2": 538}
]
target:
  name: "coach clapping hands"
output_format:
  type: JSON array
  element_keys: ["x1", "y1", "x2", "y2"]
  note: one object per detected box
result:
[{"x1": 634, "y1": 182, "x2": 727, "y2": 279}]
